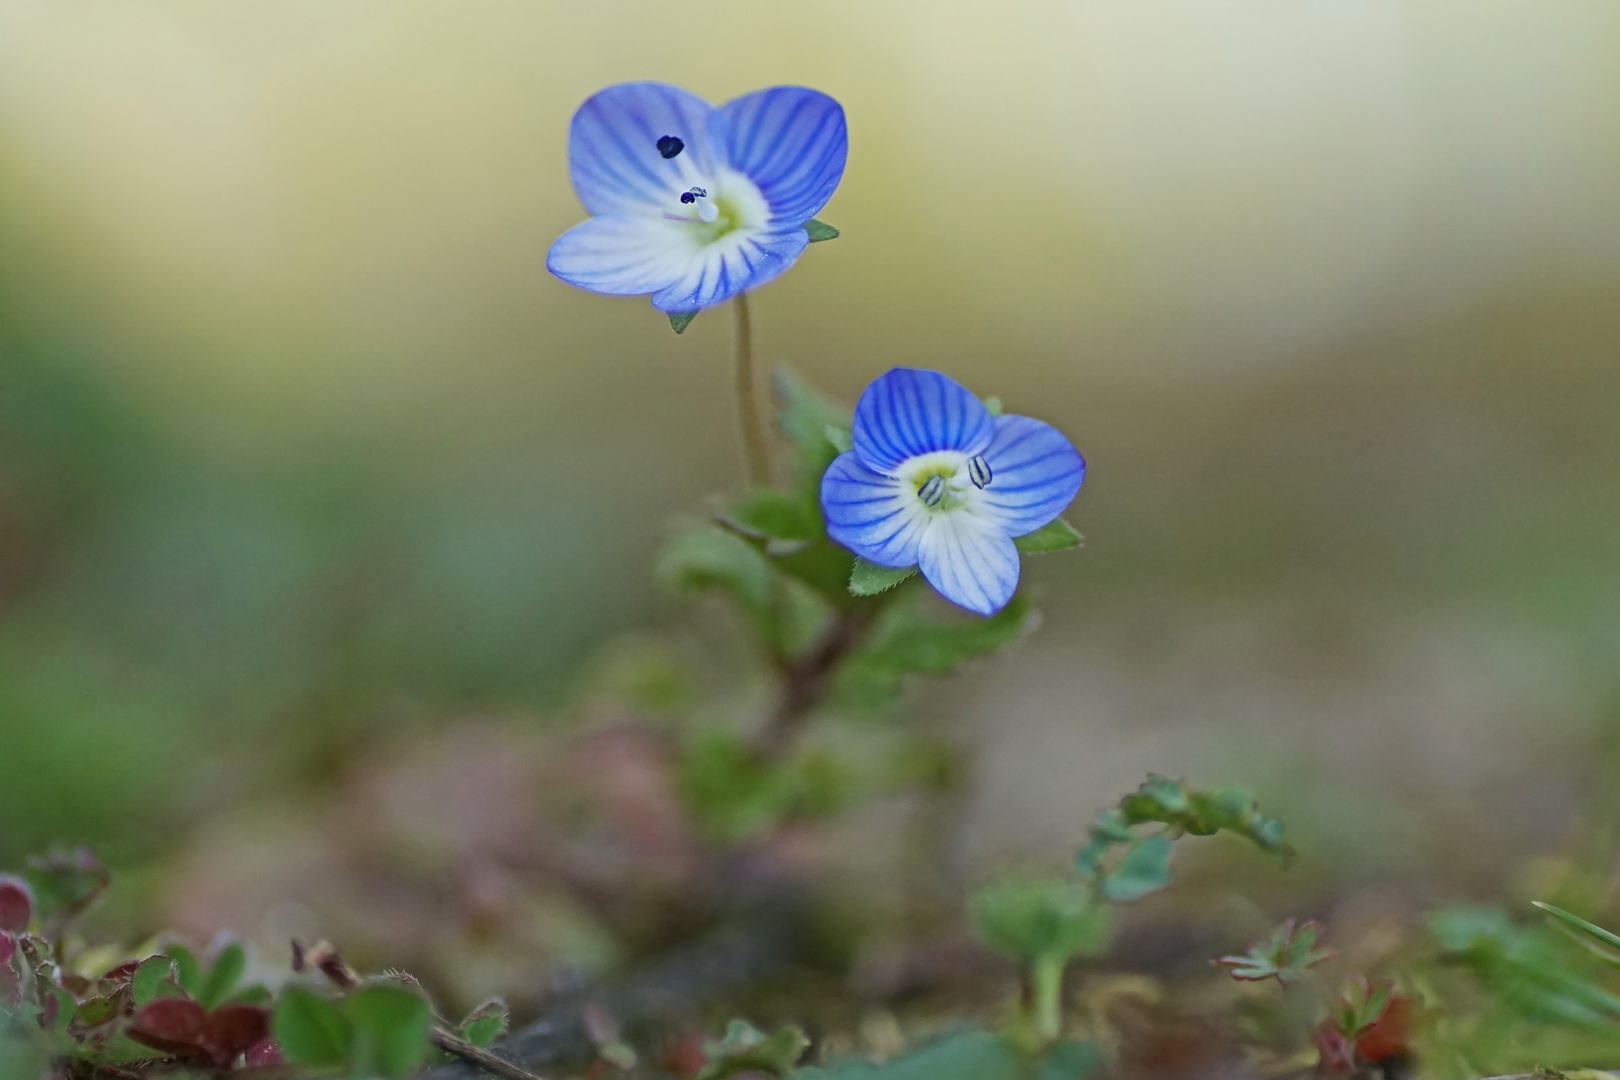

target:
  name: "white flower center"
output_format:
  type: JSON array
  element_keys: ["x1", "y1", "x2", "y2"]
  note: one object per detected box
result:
[
  {"x1": 661, "y1": 167, "x2": 770, "y2": 245},
  {"x1": 901, "y1": 451, "x2": 993, "y2": 513}
]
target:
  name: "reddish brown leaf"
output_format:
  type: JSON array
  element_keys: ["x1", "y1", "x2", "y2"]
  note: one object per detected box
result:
[
  {"x1": 128, "y1": 998, "x2": 210, "y2": 1058},
  {"x1": 0, "y1": 877, "x2": 32, "y2": 933},
  {"x1": 1355, "y1": 993, "x2": 1414, "y2": 1063},
  {"x1": 243, "y1": 1038, "x2": 285, "y2": 1067},
  {"x1": 206, "y1": 1004, "x2": 272, "y2": 1065}
]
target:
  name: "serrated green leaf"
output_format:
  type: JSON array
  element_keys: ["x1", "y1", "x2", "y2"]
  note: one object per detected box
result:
[
  {"x1": 970, "y1": 877, "x2": 1110, "y2": 964},
  {"x1": 1213, "y1": 919, "x2": 1335, "y2": 983},
  {"x1": 824, "y1": 425, "x2": 853, "y2": 453},
  {"x1": 460, "y1": 999, "x2": 509, "y2": 1049},
  {"x1": 346, "y1": 985, "x2": 430, "y2": 1079},
  {"x1": 982, "y1": 395, "x2": 1002, "y2": 416},
  {"x1": 1014, "y1": 519, "x2": 1082, "y2": 554},
  {"x1": 130, "y1": 956, "x2": 174, "y2": 1007},
  {"x1": 695, "y1": 1019, "x2": 809, "y2": 1080},
  {"x1": 728, "y1": 488, "x2": 820, "y2": 542},
  {"x1": 669, "y1": 311, "x2": 697, "y2": 334},
  {"x1": 167, "y1": 945, "x2": 201, "y2": 998},
  {"x1": 1101, "y1": 834, "x2": 1173, "y2": 902},
  {"x1": 75, "y1": 995, "x2": 119, "y2": 1027},
  {"x1": 656, "y1": 524, "x2": 773, "y2": 615},
  {"x1": 849, "y1": 558, "x2": 917, "y2": 596},
  {"x1": 272, "y1": 987, "x2": 351, "y2": 1068},
  {"x1": 197, "y1": 942, "x2": 245, "y2": 1010},
  {"x1": 804, "y1": 219, "x2": 840, "y2": 242}
]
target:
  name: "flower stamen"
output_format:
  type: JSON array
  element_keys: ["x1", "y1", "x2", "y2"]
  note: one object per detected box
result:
[
  {"x1": 968, "y1": 455, "x2": 992, "y2": 489},
  {"x1": 656, "y1": 135, "x2": 684, "y2": 159},
  {"x1": 918, "y1": 474, "x2": 946, "y2": 508}
]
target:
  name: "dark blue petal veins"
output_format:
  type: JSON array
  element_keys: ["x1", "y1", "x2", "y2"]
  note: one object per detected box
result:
[
  {"x1": 568, "y1": 82, "x2": 716, "y2": 216},
  {"x1": 711, "y1": 87, "x2": 848, "y2": 227},
  {"x1": 851, "y1": 368, "x2": 995, "y2": 473}
]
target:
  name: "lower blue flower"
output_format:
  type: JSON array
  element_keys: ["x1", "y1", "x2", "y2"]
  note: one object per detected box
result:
[{"x1": 820, "y1": 368, "x2": 1085, "y2": 615}]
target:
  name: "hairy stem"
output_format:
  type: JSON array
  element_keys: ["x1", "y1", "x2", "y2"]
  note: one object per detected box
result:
[
  {"x1": 752, "y1": 602, "x2": 879, "y2": 761},
  {"x1": 733, "y1": 291, "x2": 770, "y2": 486},
  {"x1": 432, "y1": 1029, "x2": 550, "y2": 1080}
]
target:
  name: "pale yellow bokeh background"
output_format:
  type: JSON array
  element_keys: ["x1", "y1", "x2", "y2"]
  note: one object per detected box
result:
[{"x1": 2, "y1": 1, "x2": 1619, "y2": 910}]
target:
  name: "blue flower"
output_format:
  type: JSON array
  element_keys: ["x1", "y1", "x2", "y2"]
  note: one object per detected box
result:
[
  {"x1": 547, "y1": 82, "x2": 847, "y2": 315},
  {"x1": 821, "y1": 368, "x2": 1085, "y2": 616}
]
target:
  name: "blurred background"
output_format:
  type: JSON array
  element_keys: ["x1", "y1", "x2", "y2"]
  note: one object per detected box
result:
[{"x1": 2, "y1": 0, "x2": 1619, "y2": 1020}]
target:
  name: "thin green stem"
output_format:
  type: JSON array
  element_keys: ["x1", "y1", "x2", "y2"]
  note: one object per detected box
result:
[
  {"x1": 733, "y1": 291, "x2": 770, "y2": 486},
  {"x1": 1031, "y1": 952, "x2": 1066, "y2": 1044}
]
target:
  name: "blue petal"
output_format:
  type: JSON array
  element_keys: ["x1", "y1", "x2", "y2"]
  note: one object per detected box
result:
[
  {"x1": 547, "y1": 215, "x2": 692, "y2": 296},
  {"x1": 821, "y1": 451, "x2": 929, "y2": 567},
  {"x1": 918, "y1": 511, "x2": 1020, "y2": 616},
  {"x1": 852, "y1": 368, "x2": 995, "y2": 474},
  {"x1": 977, "y1": 415, "x2": 1086, "y2": 536},
  {"x1": 650, "y1": 225, "x2": 809, "y2": 312},
  {"x1": 569, "y1": 82, "x2": 716, "y2": 217},
  {"x1": 711, "y1": 87, "x2": 847, "y2": 226}
]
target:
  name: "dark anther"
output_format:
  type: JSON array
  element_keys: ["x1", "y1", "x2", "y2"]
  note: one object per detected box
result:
[
  {"x1": 657, "y1": 135, "x2": 685, "y2": 159},
  {"x1": 968, "y1": 455, "x2": 993, "y2": 489},
  {"x1": 918, "y1": 475, "x2": 946, "y2": 508},
  {"x1": 679, "y1": 186, "x2": 708, "y2": 205},
  {"x1": 680, "y1": 192, "x2": 696, "y2": 204}
]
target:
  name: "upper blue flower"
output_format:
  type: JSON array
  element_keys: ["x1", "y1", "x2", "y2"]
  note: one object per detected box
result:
[
  {"x1": 547, "y1": 82, "x2": 848, "y2": 315},
  {"x1": 821, "y1": 368, "x2": 1086, "y2": 616}
]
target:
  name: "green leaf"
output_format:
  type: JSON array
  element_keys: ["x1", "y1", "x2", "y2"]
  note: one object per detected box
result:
[
  {"x1": 1331, "y1": 976, "x2": 1394, "y2": 1038},
  {"x1": 776, "y1": 367, "x2": 853, "y2": 486},
  {"x1": 695, "y1": 1019, "x2": 809, "y2": 1080},
  {"x1": 656, "y1": 524, "x2": 773, "y2": 615},
  {"x1": 1101, "y1": 834, "x2": 1173, "y2": 902},
  {"x1": 1033, "y1": 1040, "x2": 1104, "y2": 1080},
  {"x1": 167, "y1": 945, "x2": 202, "y2": 998},
  {"x1": 130, "y1": 956, "x2": 175, "y2": 1007},
  {"x1": 804, "y1": 219, "x2": 840, "y2": 242},
  {"x1": 1014, "y1": 519, "x2": 1082, "y2": 554},
  {"x1": 836, "y1": 595, "x2": 1035, "y2": 707},
  {"x1": 227, "y1": 984, "x2": 273, "y2": 1006},
  {"x1": 1535, "y1": 901, "x2": 1620, "y2": 958},
  {"x1": 1076, "y1": 775, "x2": 1294, "y2": 891},
  {"x1": 669, "y1": 311, "x2": 697, "y2": 334},
  {"x1": 824, "y1": 425, "x2": 853, "y2": 453},
  {"x1": 460, "y1": 999, "x2": 509, "y2": 1049},
  {"x1": 982, "y1": 395, "x2": 1003, "y2": 416},
  {"x1": 1213, "y1": 919, "x2": 1335, "y2": 983},
  {"x1": 273, "y1": 987, "x2": 352, "y2": 1068},
  {"x1": 346, "y1": 984, "x2": 431, "y2": 1079},
  {"x1": 727, "y1": 487, "x2": 820, "y2": 542},
  {"x1": 75, "y1": 995, "x2": 120, "y2": 1027},
  {"x1": 970, "y1": 877, "x2": 1111, "y2": 964},
  {"x1": 799, "y1": 1030, "x2": 1019, "y2": 1080},
  {"x1": 849, "y1": 558, "x2": 917, "y2": 596},
  {"x1": 197, "y1": 942, "x2": 246, "y2": 1010}
]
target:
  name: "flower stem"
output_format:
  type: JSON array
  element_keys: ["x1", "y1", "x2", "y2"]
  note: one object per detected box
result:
[
  {"x1": 1031, "y1": 951, "x2": 1066, "y2": 1044},
  {"x1": 733, "y1": 291, "x2": 770, "y2": 486}
]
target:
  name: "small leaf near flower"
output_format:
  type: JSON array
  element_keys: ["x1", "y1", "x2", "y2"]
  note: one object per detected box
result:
[
  {"x1": 850, "y1": 558, "x2": 917, "y2": 596},
  {"x1": 1213, "y1": 919, "x2": 1335, "y2": 984},
  {"x1": 982, "y1": 395, "x2": 1003, "y2": 416},
  {"x1": 804, "y1": 219, "x2": 840, "y2": 242},
  {"x1": 727, "y1": 488, "x2": 821, "y2": 542},
  {"x1": 1014, "y1": 519, "x2": 1082, "y2": 554},
  {"x1": 197, "y1": 942, "x2": 246, "y2": 1010},
  {"x1": 824, "y1": 424, "x2": 853, "y2": 454},
  {"x1": 345, "y1": 984, "x2": 431, "y2": 1079},
  {"x1": 669, "y1": 311, "x2": 698, "y2": 334}
]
